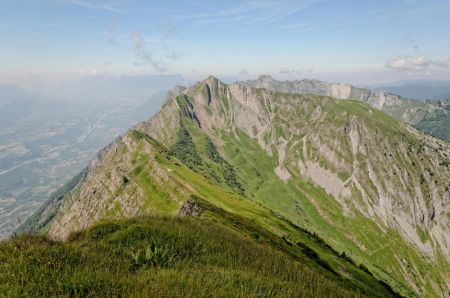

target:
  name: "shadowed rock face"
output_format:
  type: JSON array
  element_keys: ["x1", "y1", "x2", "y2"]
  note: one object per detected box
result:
[
  {"x1": 28, "y1": 76, "x2": 450, "y2": 297},
  {"x1": 178, "y1": 196, "x2": 202, "y2": 217}
]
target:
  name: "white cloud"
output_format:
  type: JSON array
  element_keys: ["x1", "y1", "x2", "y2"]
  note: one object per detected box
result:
[
  {"x1": 386, "y1": 56, "x2": 450, "y2": 72},
  {"x1": 386, "y1": 56, "x2": 430, "y2": 71}
]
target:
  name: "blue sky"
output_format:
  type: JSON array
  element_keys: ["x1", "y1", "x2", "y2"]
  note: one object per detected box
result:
[{"x1": 1, "y1": 0, "x2": 450, "y2": 85}]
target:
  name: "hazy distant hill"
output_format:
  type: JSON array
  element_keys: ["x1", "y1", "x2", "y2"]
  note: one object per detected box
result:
[
  {"x1": 49, "y1": 74, "x2": 185, "y2": 104},
  {"x1": 0, "y1": 76, "x2": 184, "y2": 238},
  {"x1": 372, "y1": 81, "x2": 450, "y2": 100}
]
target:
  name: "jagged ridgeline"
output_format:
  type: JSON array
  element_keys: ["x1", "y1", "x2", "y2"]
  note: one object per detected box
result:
[
  {"x1": 16, "y1": 76, "x2": 450, "y2": 297},
  {"x1": 243, "y1": 75, "x2": 450, "y2": 141}
]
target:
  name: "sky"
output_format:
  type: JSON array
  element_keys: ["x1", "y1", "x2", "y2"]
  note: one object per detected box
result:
[{"x1": 1, "y1": 0, "x2": 450, "y2": 86}]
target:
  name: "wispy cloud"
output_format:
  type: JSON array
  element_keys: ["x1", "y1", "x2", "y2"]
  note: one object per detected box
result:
[
  {"x1": 105, "y1": 23, "x2": 119, "y2": 45},
  {"x1": 66, "y1": 0, "x2": 128, "y2": 14},
  {"x1": 177, "y1": 0, "x2": 322, "y2": 28},
  {"x1": 130, "y1": 32, "x2": 160, "y2": 69},
  {"x1": 386, "y1": 56, "x2": 450, "y2": 72},
  {"x1": 129, "y1": 31, "x2": 179, "y2": 72}
]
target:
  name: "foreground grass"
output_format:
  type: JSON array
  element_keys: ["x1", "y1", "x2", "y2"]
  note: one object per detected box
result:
[{"x1": 1, "y1": 217, "x2": 369, "y2": 297}]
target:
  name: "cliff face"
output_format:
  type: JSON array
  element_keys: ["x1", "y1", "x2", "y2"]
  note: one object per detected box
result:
[
  {"x1": 29, "y1": 76, "x2": 450, "y2": 297},
  {"x1": 186, "y1": 77, "x2": 450, "y2": 260},
  {"x1": 243, "y1": 75, "x2": 401, "y2": 106}
]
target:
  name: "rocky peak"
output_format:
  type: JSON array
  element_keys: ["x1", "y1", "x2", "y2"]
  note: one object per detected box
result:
[
  {"x1": 204, "y1": 75, "x2": 219, "y2": 84},
  {"x1": 168, "y1": 85, "x2": 187, "y2": 98}
]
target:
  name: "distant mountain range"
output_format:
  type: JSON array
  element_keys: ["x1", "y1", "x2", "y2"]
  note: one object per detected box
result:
[
  {"x1": 243, "y1": 75, "x2": 450, "y2": 141},
  {"x1": 371, "y1": 81, "x2": 450, "y2": 100}
]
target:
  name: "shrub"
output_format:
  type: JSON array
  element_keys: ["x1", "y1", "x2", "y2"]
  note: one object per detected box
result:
[
  {"x1": 129, "y1": 241, "x2": 174, "y2": 270},
  {"x1": 316, "y1": 259, "x2": 335, "y2": 274},
  {"x1": 297, "y1": 242, "x2": 319, "y2": 259}
]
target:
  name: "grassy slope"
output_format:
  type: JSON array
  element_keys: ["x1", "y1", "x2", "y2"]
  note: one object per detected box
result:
[
  {"x1": 3, "y1": 129, "x2": 402, "y2": 297},
  {"x1": 1, "y1": 217, "x2": 366, "y2": 298}
]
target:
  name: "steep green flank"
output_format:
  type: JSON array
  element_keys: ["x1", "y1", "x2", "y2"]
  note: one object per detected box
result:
[{"x1": 169, "y1": 116, "x2": 245, "y2": 195}]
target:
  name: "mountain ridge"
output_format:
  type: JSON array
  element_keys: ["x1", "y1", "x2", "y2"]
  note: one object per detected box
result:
[
  {"x1": 242, "y1": 75, "x2": 450, "y2": 141},
  {"x1": 20, "y1": 76, "x2": 450, "y2": 297}
]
